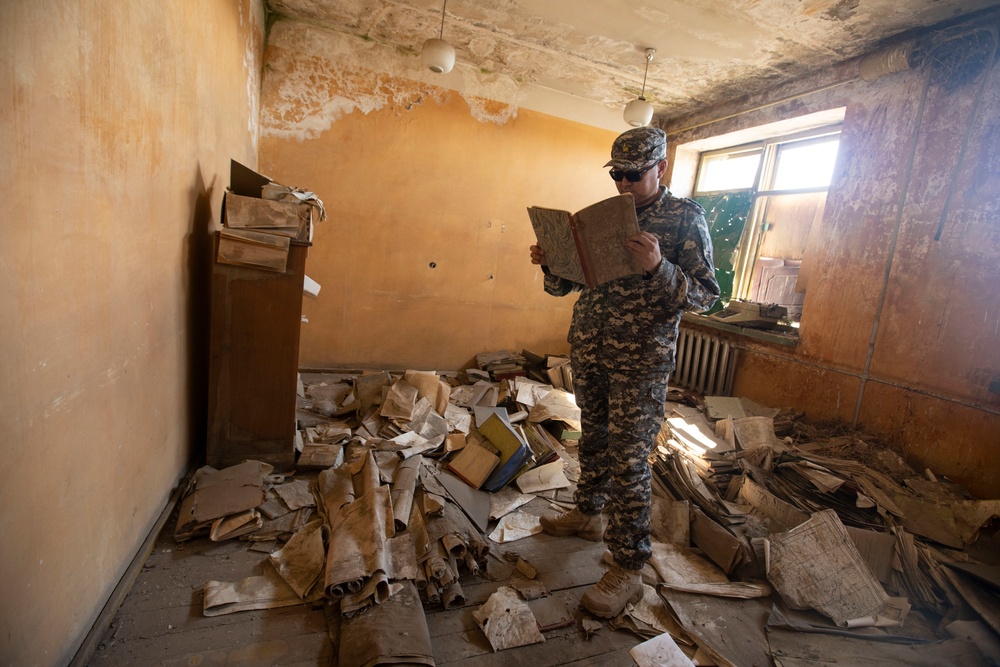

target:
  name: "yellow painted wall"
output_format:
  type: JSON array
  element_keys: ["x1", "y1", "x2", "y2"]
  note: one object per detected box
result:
[
  {"x1": 0, "y1": 1, "x2": 263, "y2": 664},
  {"x1": 668, "y1": 14, "x2": 1000, "y2": 498},
  {"x1": 259, "y1": 19, "x2": 619, "y2": 371}
]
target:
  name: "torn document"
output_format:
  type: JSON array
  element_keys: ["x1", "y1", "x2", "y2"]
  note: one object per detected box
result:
[
  {"x1": 766, "y1": 509, "x2": 905, "y2": 627},
  {"x1": 515, "y1": 461, "x2": 571, "y2": 494},
  {"x1": 473, "y1": 586, "x2": 545, "y2": 651},
  {"x1": 629, "y1": 631, "x2": 695, "y2": 667},
  {"x1": 488, "y1": 511, "x2": 543, "y2": 543}
]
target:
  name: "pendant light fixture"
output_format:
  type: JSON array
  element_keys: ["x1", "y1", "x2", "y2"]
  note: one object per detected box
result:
[
  {"x1": 422, "y1": 0, "x2": 455, "y2": 74},
  {"x1": 623, "y1": 48, "x2": 656, "y2": 127}
]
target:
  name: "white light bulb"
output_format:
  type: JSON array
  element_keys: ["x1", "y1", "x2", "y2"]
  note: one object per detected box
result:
[
  {"x1": 623, "y1": 97, "x2": 654, "y2": 127},
  {"x1": 422, "y1": 38, "x2": 455, "y2": 74}
]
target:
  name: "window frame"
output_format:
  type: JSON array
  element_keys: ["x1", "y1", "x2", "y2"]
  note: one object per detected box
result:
[{"x1": 692, "y1": 123, "x2": 842, "y2": 320}]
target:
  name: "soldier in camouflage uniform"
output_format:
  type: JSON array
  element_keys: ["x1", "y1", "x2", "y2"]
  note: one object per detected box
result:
[{"x1": 529, "y1": 126, "x2": 719, "y2": 617}]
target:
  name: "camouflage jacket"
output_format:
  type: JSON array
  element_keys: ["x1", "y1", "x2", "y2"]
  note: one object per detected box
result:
[{"x1": 544, "y1": 187, "x2": 719, "y2": 371}]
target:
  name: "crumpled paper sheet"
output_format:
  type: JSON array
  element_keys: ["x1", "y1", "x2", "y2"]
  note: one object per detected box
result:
[
  {"x1": 389, "y1": 430, "x2": 440, "y2": 459},
  {"x1": 268, "y1": 519, "x2": 328, "y2": 600},
  {"x1": 527, "y1": 389, "x2": 581, "y2": 430},
  {"x1": 351, "y1": 450, "x2": 381, "y2": 498},
  {"x1": 611, "y1": 584, "x2": 691, "y2": 642},
  {"x1": 253, "y1": 507, "x2": 313, "y2": 541},
  {"x1": 473, "y1": 586, "x2": 545, "y2": 652},
  {"x1": 515, "y1": 461, "x2": 571, "y2": 494},
  {"x1": 488, "y1": 511, "x2": 542, "y2": 543},
  {"x1": 403, "y1": 370, "x2": 450, "y2": 416},
  {"x1": 175, "y1": 461, "x2": 273, "y2": 540},
  {"x1": 630, "y1": 632, "x2": 696, "y2": 667},
  {"x1": 582, "y1": 618, "x2": 603, "y2": 637},
  {"x1": 318, "y1": 465, "x2": 355, "y2": 530},
  {"x1": 409, "y1": 396, "x2": 450, "y2": 445},
  {"x1": 340, "y1": 571, "x2": 396, "y2": 617},
  {"x1": 390, "y1": 454, "x2": 422, "y2": 532},
  {"x1": 648, "y1": 541, "x2": 728, "y2": 586},
  {"x1": 380, "y1": 380, "x2": 418, "y2": 420},
  {"x1": 490, "y1": 487, "x2": 535, "y2": 521},
  {"x1": 324, "y1": 483, "x2": 418, "y2": 598},
  {"x1": 425, "y1": 493, "x2": 490, "y2": 559},
  {"x1": 209, "y1": 509, "x2": 261, "y2": 541},
  {"x1": 274, "y1": 479, "x2": 315, "y2": 510},
  {"x1": 444, "y1": 402, "x2": 472, "y2": 435},
  {"x1": 203, "y1": 562, "x2": 303, "y2": 617}
]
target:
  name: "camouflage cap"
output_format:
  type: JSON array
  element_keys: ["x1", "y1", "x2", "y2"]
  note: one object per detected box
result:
[{"x1": 603, "y1": 127, "x2": 667, "y2": 171}]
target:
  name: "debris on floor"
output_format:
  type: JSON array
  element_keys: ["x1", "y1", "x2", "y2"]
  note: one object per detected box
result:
[
  {"x1": 166, "y1": 352, "x2": 1000, "y2": 665},
  {"x1": 473, "y1": 585, "x2": 546, "y2": 651},
  {"x1": 651, "y1": 395, "x2": 1000, "y2": 665}
]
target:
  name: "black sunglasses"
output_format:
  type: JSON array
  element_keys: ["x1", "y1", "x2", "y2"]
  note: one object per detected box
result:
[{"x1": 609, "y1": 163, "x2": 656, "y2": 182}]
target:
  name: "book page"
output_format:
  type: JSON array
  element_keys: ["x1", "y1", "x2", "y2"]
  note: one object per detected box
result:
[
  {"x1": 527, "y1": 206, "x2": 587, "y2": 285},
  {"x1": 572, "y1": 194, "x2": 642, "y2": 287}
]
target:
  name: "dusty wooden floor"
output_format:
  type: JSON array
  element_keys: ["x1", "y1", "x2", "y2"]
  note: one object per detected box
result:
[{"x1": 88, "y1": 496, "x2": 644, "y2": 667}]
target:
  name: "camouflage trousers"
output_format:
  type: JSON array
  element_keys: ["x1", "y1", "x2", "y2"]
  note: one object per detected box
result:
[{"x1": 571, "y1": 355, "x2": 669, "y2": 571}]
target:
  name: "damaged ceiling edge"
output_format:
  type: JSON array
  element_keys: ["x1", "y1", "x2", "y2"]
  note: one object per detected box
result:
[
  {"x1": 260, "y1": 16, "x2": 647, "y2": 135},
  {"x1": 262, "y1": 0, "x2": 1000, "y2": 134}
]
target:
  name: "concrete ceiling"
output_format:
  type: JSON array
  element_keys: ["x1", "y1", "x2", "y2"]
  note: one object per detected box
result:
[{"x1": 265, "y1": 0, "x2": 997, "y2": 129}]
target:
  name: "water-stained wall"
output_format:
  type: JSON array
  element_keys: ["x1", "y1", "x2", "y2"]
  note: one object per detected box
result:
[
  {"x1": 666, "y1": 13, "x2": 1000, "y2": 498},
  {"x1": 0, "y1": 1, "x2": 263, "y2": 665},
  {"x1": 259, "y1": 18, "x2": 619, "y2": 371}
]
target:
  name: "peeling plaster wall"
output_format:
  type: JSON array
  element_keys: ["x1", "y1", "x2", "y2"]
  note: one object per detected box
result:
[
  {"x1": 665, "y1": 12, "x2": 1000, "y2": 498},
  {"x1": 260, "y1": 18, "x2": 526, "y2": 141},
  {"x1": 0, "y1": 1, "x2": 263, "y2": 665},
  {"x1": 259, "y1": 18, "x2": 618, "y2": 370}
]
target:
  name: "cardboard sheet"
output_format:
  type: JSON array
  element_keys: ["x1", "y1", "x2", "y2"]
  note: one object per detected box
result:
[{"x1": 175, "y1": 461, "x2": 272, "y2": 540}]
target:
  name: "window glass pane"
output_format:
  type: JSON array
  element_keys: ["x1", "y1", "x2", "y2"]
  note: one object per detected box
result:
[
  {"x1": 696, "y1": 150, "x2": 761, "y2": 192},
  {"x1": 772, "y1": 138, "x2": 839, "y2": 190},
  {"x1": 695, "y1": 190, "x2": 755, "y2": 314}
]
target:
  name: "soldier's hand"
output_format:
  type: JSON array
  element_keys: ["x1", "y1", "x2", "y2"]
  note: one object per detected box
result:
[
  {"x1": 530, "y1": 244, "x2": 548, "y2": 266},
  {"x1": 625, "y1": 232, "x2": 662, "y2": 273}
]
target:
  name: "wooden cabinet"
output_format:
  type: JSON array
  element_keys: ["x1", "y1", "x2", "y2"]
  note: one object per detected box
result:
[{"x1": 206, "y1": 239, "x2": 309, "y2": 470}]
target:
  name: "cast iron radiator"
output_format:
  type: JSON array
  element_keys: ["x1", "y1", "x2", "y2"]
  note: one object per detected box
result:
[{"x1": 672, "y1": 327, "x2": 737, "y2": 396}]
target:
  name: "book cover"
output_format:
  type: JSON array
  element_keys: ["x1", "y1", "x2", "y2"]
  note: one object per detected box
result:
[
  {"x1": 478, "y1": 413, "x2": 533, "y2": 493},
  {"x1": 524, "y1": 423, "x2": 562, "y2": 468},
  {"x1": 446, "y1": 440, "x2": 500, "y2": 489},
  {"x1": 527, "y1": 193, "x2": 643, "y2": 289},
  {"x1": 544, "y1": 420, "x2": 582, "y2": 441}
]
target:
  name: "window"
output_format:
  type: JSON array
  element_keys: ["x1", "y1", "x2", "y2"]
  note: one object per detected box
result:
[{"x1": 692, "y1": 126, "x2": 841, "y2": 325}]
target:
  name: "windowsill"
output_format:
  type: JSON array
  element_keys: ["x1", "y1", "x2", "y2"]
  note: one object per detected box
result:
[{"x1": 682, "y1": 312, "x2": 799, "y2": 347}]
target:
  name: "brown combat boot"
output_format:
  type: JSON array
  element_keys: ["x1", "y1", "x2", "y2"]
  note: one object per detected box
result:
[
  {"x1": 539, "y1": 507, "x2": 605, "y2": 541},
  {"x1": 580, "y1": 564, "x2": 644, "y2": 618}
]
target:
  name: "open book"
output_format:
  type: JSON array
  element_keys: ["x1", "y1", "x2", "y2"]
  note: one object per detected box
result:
[{"x1": 527, "y1": 193, "x2": 643, "y2": 289}]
